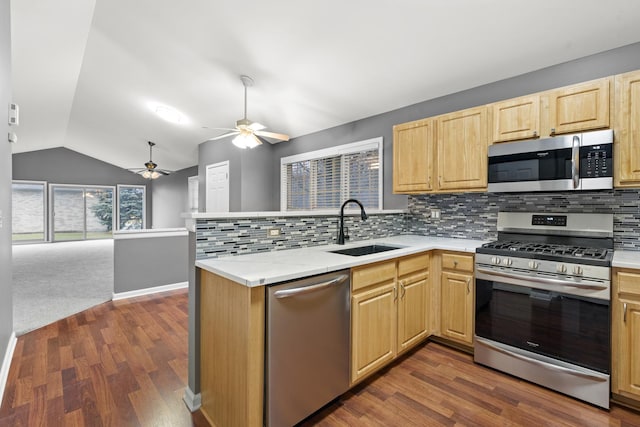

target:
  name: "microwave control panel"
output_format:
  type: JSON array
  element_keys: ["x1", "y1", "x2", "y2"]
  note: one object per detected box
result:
[{"x1": 580, "y1": 144, "x2": 612, "y2": 178}]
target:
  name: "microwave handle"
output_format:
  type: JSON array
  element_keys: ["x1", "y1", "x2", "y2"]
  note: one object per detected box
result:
[{"x1": 571, "y1": 135, "x2": 580, "y2": 189}]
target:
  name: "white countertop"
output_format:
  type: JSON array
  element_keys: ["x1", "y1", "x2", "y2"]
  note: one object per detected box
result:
[
  {"x1": 113, "y1": 228, "x2": 188, "y2": 239},
  {"x1": 182, "y1": 209, "x2": 405, "y2": 220},
  {"x1": 613, "y1": 250, "x2": 640, "y2": 269},
  {"x1": 196, "y1": 235, "x2": 488, "y2": 287}
]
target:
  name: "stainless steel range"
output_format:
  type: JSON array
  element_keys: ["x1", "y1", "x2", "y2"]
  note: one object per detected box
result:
[{"x1": 474, "y1": 212, "x2": 613, "y2": 409}]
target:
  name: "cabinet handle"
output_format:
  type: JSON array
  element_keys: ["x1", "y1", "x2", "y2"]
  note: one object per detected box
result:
[
  {"x1": 624, "y1": 303, "x2": 628, "y2": 323},
  {"x1": 401, "y1": 283, "x2": 406, "y2": 299},
  {"x1": 438, "y1": 176, "x2": 442, "y2": 187},
  {"x1": 466, "y1": 278, "x2": 471, "y2": 294},
  {"x1": 393, "y1": 286, "x2": 398, "y2": 301},
  {"x1": 550, "y1": 127, "x2": 556, "y2": 135},
  {"x1": 533, "y1": 130, "x2": 538, "y2": 138},
  {"x1": 428, "y1": 177, "x2": 431, "y2": 188},
  {"x1": 454, "y1": 260, "x2": 458, "y2": 268}
]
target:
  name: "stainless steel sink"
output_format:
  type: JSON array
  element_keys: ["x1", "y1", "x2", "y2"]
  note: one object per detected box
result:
[{"x1": 329, "y1": 244, "x2": 403, "y2": 257}]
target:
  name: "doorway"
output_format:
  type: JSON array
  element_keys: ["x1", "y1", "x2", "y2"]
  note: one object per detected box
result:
[{"x1": 206, "y1": 161, "x2": 230, "y2": 212}]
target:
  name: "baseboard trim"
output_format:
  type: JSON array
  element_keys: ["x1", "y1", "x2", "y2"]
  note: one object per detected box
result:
[
  {"x1": 112, "y1": 281, "x2": 188, "y2": 301},
  {"x1": 182, "y1": 386, "x2": 202, "y2": 412},
  {"x1": 0, "y1": 332, "x2": 17, "y2": 406}
]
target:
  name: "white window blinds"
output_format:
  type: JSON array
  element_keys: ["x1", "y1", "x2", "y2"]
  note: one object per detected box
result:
[{"x1": 281, "y1": 137, "x2": 383, "y2": 211}]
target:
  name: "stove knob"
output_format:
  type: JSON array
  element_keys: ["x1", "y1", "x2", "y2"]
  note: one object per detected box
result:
[
  {"x1": 491, "y1": 257, "x2": 501, "y2": 265},
  {"x1": 503, "y1": 258, "x2": 512, "y2": 266},
  {"x1": 528, "y1": 261, "x2": 539, "y2": 270},
  {"x1": 573, "y1": 266, "x2": 583, "y2": 275},
  {"x1": 556, "y1": 264, "x2": 567, "y2": 274}
]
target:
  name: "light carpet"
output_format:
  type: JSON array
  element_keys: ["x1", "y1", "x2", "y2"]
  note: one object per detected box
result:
[{"x1": 12, "y1": 239, "x2": 114, "y2": 335}]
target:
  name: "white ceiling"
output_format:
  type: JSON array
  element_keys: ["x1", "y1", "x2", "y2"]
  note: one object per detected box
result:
[{"x1": 10, "y1": 0, "x2": 640, "y2": 172}]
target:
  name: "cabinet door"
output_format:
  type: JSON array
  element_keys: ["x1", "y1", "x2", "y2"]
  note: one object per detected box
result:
[
  {"x1": 615, "y1": 70, "x2": 640, "y2": 187},
  {"x1": 547, "y1": 77, "x2": 610, "y2": 135},
  {"x1": 490, "y1": 95, "x2": 540, "y2": 143},
  {"x1": 613, "y1": 269, "x2": 640, "y2": 399},
  {"x1": 440, "y1": 271, "x2": 474, "y2": 345},
  {"x1": 393, "y1": 118, "x2": 434, "y2": 193},
  {"x1": 397, "y1": 271, "x2": 429, "y2": 354},
  {"x1": 351, "y1": 282, "x2": 396, "y2": 383},
  {"x1": 437, "y1": 107, "x2": 488, "y2": 191}
]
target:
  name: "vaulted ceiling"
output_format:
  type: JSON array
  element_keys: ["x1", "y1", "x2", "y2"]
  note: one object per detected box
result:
[{"x1": 10, "y1": 0, "x2": 640, "y2": 172}]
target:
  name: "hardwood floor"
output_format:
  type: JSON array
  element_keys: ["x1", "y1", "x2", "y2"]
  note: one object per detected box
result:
[
  {"x1": 2, "y1": 289, "x2": 640, "y2": 426},
  {"x1": 0, "y1": 289, "x2": 208, "y2": 427},
  {"x1": 302, "y1": 343, "x2": 640, "y2": 427}
]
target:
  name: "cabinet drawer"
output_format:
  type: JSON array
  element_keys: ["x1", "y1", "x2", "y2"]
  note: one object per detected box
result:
[
  {"x1": 352, "y1": 260, "x2": 396, "y2": 292},
  {"x1": 398, "y1": 253, "x2": 430, "y2": 277},
  {"x1": 441, "y1": 252, "x2": 474, "y2": 272},
  {"x1": 616, "y1": 269, "x2": 640, "y2": 297}
]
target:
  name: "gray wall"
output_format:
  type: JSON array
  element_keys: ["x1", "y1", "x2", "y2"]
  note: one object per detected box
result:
[
  {"x1": 0, "y1": 0, "x2": 13, "y2": 373},
  {"x1": 152, "y1": 165, "x2": 197, "y2": 228},
  {"x1": 197, "y1": 41, "x2": 640, "y2": 213},
  {"x1": 113, "y1": 234, "x2": 188, "y2": 293},
  {"x1": 13, "y1": 147, "x2": 153, "y2": 227}
]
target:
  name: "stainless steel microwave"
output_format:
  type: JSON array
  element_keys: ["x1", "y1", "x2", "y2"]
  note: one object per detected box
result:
[{"x1": 487, "y1": 129, "x2": 613, "y2": 192}]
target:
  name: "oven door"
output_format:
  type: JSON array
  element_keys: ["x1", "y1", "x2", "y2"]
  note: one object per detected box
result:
[{"x1": 475, "y1": 269, "x2": 610, "y2": 374}]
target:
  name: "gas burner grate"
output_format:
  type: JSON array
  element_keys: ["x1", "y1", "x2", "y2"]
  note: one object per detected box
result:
[{"x1": 481, "y1": 241, "x2": 610, "y2": 260}]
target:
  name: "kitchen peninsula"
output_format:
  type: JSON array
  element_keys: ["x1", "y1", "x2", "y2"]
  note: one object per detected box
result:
[{"x1": 195, "y1": 234, "x2": 486, "y2": 427}]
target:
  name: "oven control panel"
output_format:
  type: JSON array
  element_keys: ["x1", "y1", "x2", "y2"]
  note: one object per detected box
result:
[{"x1": 531, "y1": 215, "x2": 567, "y2": 227}]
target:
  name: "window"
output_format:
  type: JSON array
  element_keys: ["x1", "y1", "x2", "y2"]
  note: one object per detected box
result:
[
  {"x1": 281, "y1": 137, "x2": 382, "y2": 211},
  {"x1": 12, "y1": 181, "x2": 47, "y2": 243},
  {"x1": 117, "y1": 185, "x2": 145, "y2": 230},
  {"x1": 50, "y1": 184, "x2": 114, "y2": 241}
]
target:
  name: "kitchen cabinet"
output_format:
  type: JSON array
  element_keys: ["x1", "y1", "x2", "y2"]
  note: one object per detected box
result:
[
  {"x1": 547, "y1": 77, "x2": 611, "y2": 136},
  {"x1": 351, "y1": 260, "x2": 397, "y2": 383},
  {"x1": 351, "y1": 253, "x2": 430, "y2": 383},
  {"x1": 490, "y1": 95, "x2": 540, "y2": 143},
  {"x1": 392, "y1": 107, "x2": 488, "y2": 194},
  {"x1": 439, "y1": 252, "x2": 474, "y2": 346},
  {"x1": 392, "y1": 118, "x2": 435, "y2": 193},
  {"x1": 436, "y1": 107, "x2": 488, "y2": 191},
  {"x1": 397, "y1": 253, "x2": 430, "y2": 354},
  {"x1": 612, "y1": 268, "x2": 640, "y2": 403},
  {"x1": 490, "y1": 77, "x2": 611, "y2": 143},
  {"x1": 615, "y1": 70, "x2": 640, "y2": 187}
]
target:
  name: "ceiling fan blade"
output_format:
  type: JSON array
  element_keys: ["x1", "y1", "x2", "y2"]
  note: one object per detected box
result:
[
  {"x1": 202, "y1": 126, "x2": 238, "y2": 132},
  {"x1": 254, "y1": 130, "x2": 290, "y2": 142},
  {"x1": 156, "y1": 169, "x2": 171, "y2": 176},
  {"x1": 206, "y1": 131, "x2": 240, "y2": 141},
  {"x1": 249, "y1": 122, "x2": 265, "y2": 131}
]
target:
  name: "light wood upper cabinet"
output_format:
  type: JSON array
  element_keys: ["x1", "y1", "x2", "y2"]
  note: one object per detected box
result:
[
  {"x1": 547, "y1": 77, "x2": 611, "y2": 135},
  {"x1": 397, "y1": 253, "x2": 430, "y2": 354},
  {"x1": 436, "y1": 107, "x2": 488, "y2": 192},
  {"x1": 393, "y1": 118, "x2": 435, "y2": 193},
  {"x1": 615, "y1": 70, "x2": 640, "y2": 187},
  {"x1": 490, "y1": 95, "x2": 540, "y2": 143},
  {"x1": 612, "y1": 268, "x2": 640, "y2": 403}
]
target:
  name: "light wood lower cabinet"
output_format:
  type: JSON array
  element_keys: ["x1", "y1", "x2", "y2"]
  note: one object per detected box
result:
[
  {"x1": 612, "y1": 268, "x2": 640, "y2": 403},
  {"x1": 439, "y1": 251, "x2": 475, "y2": 346},
  {"x1": 351, "y1": 253, "x2": 430, "y2": 384}
]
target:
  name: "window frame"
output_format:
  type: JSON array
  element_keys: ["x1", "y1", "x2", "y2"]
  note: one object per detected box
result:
[
  {"x1": 280, "y1": 137, "x2": 383, "y2": 211},
  {"x1": 116, "y1": 184, "x2": 146, "y2": 230}
]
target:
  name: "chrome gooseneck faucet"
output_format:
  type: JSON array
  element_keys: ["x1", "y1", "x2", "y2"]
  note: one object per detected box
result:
[{"x1": 337, "y1": 199, "x2": 368, "y2": 245}]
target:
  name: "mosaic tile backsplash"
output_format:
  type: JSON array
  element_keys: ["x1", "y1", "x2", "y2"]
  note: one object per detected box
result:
[
  {"x1": 408, "y1": 189, "x2": 640, "y2": 250},
  {"x1": 195, "y1": 213, "x2": 407, "y2": 259},
  {"x1": 195, "y1": 190, "x2": 640, "y2": 259}
]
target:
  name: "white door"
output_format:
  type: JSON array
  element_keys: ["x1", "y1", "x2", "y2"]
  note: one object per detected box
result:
[{"x1": 206, "y1": 161, "x2": 230, "y2": 212}]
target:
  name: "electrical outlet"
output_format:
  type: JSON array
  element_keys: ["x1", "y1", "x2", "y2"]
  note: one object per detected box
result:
[
  {"x1": 267, "y1": 227, "x2": 281, "y2": 237},
  {"x1": 430, "y1": 209, "x2": 441, "y2": 219}
]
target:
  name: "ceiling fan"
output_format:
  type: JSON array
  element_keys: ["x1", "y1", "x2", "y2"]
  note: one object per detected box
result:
[
  {"x1": 128, "y1": 141, "x2": 171, "y2": 179},
  {"x1": 205, "y1": 75, "x2": 290, "y2": 149}
]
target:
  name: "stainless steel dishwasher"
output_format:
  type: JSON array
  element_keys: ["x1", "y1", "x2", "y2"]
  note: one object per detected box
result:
[{"x1": 266, "y1": 270, "x2": 351, "y2": 427}]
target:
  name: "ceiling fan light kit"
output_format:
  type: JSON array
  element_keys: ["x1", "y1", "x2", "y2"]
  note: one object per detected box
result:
[
  {"x1": 205, "y1": 75, "x2": 290, "y2": 149},
  {"x1": 129, "y1": 141, "x2": 171, "y2": 179}
]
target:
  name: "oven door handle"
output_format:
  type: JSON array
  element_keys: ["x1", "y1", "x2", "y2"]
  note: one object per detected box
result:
[
  {"x1": 475, "y1": 337, "x2": 608, "y2": 382},
  {"x1": 475, "y1": 267, "x2": 608, "y2": 291}
]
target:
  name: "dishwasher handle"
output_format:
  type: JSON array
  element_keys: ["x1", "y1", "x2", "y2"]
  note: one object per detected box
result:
[{"x1": 273, "y1": 274, "x2": 349, "y2": 299}]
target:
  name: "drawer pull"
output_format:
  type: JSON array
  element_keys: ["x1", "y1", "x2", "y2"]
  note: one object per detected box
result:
[{"x1": 624, "y1": 303, "x2": 628, "y2": 323}]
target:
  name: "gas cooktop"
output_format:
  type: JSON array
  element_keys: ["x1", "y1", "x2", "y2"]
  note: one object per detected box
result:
[{"x1": 477, "y1": 241, "x2": 612, "y2": 264}]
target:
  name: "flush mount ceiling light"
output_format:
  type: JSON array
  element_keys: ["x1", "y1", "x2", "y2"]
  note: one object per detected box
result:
[
  {"x1": 150, "y1": 103, "x2": 185, "y2": 124},
  {"x1": 204, "y1": 75, "x2": 290, "y2": 149},
  {"x1": 128, "y1": 141, "x2": 172, "y2": 179}
]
